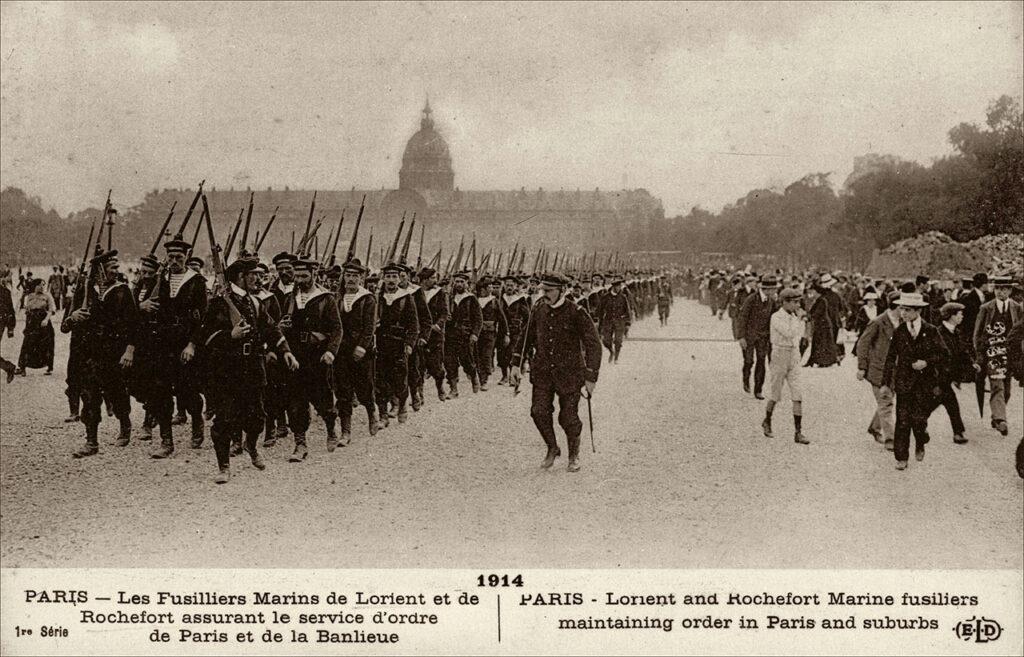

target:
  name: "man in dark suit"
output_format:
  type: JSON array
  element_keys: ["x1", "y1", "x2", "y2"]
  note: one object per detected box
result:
[
  {"x1": 959, "y1": 272, "x2": 992, "y2": 410},
  {"x1": 881, "y1": 292, "x2": 950, "y2": 470},
  {"x1": 933, "y1": 302, "x2": 971, "y2": 444},
  {"x1": 0, "y1": 278, "x2": 15, "y2": 382},
  {"x1": 737, "y1": 275, "x2": 780, "y2": 399}
]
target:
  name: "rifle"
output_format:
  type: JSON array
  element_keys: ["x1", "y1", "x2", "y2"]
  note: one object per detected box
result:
[
  {"x1": 452, "y1": 235, "x2": 465, "y2": 273},
  {"x1": 506, "y1": 241, "x2": 519, "y2": 276},
  {"x1": 201, "y1": 194, "x2": 243, "y2": 327},
  {"x1": 398, "y1": 214, "x2": 415, "y2": 265},
  {"x1": 299, "y1": 191, "x2": 317, "y2": 252},
  {"x1": 386, "y1": 213, "x2": 406, "y2": 264},
  {"x1": 345, "y1": 195, "x2": 367, "y2": 263},
  {"x1": 327, "y1": 209, "x2": 345, "y2": 267},
  {"x1": 140, "y1": 200, "x2": 180, "y2": 302},
  {"x1": 364, "y1": 230, "x2": 373, "y2": 266},
  {"x1": 148, "y1": 201, "x2": 177, "y2": 254},
  {"x1": 415, "y1": 223, "x2": 425, "y2": 269},
  {"x1": 239, "y1": 192, "x2": 254, "y2": 256},
  {"x1": 224, "y1": 208, "x2": 244, "y2": 261},
  {"x1": 174, "y1": 180, "x2": 205, "y2": 240},
  {"x1": 290, "y1": 231, "x2": 295, "y2": 252},
  {"x1": 255, "y1": 206, "x2": 279, "y2": 252},
  {"x1": 186, "y1": 207, "x2": 205, "y2": 258},
  {"x1": 83, "y1": 192, "x2": 113, "y2": 310},
  {"x1": 63, "y1": 219, "x2": 97, "y2": 321}
]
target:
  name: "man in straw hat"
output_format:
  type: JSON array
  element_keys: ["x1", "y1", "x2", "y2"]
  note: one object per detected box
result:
[
  {"x1": 761, "y1": 287, "x2": 809, "y2": 444},
  {"x1": 510, "y1": 272, "x2": 602, "y2": 472},
  {"x1": 880, "y1": 291, "x2": 949, "y2": 470}
]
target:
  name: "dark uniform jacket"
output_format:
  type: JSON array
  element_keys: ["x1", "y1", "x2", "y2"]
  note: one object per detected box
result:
[
  {"x1": 881, "y1": 320, "x2": 949, "y2": 395},
  {"x1": 500, "y1": 293, "x2": 531, "y2": 340},
  {"x1": 516, "y1": 296, "x2": 602, "y2": 390},
  {"x1": 283, "y1": 287, "x2": 343, "y2": 360},
  {"x1": 376, "y1": 287, "x2": 419, "y2": 349},
  {"x1": 586, "y1": 288, "x2": 606, "y2": 323},
  {"x1": 202, "y1": 287, "x2": 289, "y2": 390},
  {"x1": 150, "y1": 270, "x2": 209, "y2": 349},
  {"x1": 448, "y1": 292, "x2": 483, "y2": 340},
  {"x1": 337, "y1": 288, "x2": 376, "y2": 353},
  {"x1": 737, "y1": 292, "x2": 775, "y2": 341},
  {"x1": 82, "y1": 280, "x2": 138, "y2": 361},
  {"x1": 478, "y1": 295, "x2": 508, "y2": 340},
  {"x1": 599, "y1": 291, "x2": 631, "y2": 325},
  {"x1": 423, "y1": 286, "x2": 449, "y2": 334},
  {"x1": 406, "y1": 284, "x2": 433, "y2": 342}
]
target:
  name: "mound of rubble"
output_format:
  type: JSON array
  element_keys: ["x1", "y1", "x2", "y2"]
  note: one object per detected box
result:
[{"x1": 867, "y1": 231, "x2": 1022, "y2": 280}]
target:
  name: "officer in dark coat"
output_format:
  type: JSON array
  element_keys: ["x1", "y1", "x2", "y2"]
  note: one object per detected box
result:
[
  {"x1": 510, "y1": 272, "x2": 602, "y2": 472},
  {"x1": 599, "y1": 277, "x2": 632, "y2": 363},
  {"x1": 280, "y1": 258, "x2": 343, "y2": 459},
  {"x1": 736, "y1": 275, "x2": 779, "y2": 398},
  {"x1": 881, "y1": 292, "x2": 950, "y2": 470},
  {"x1": 336, "y1": 258, "x2": 379, "y2": 441},
  {"x1": 375, "y1": 262, "x2": 419, "y2": 424},
  {"x1": 139, "y1": 238, "x2": 210, "y2": 458},
  {"x1": 201, "y1": 257, "x2": 298, "y2": 483},
  {"x1": 444, "y1": 270, "x2": 482, "y2": 397},
  {"x1": 497, "y1": 274, "x2": 530, "y2": 385},
  {"x1": 67, "y1": 250, "x2": 137, "y2": 458},
  {"x1": 419, "y1": 267, "x2": 449, "y2": 401}
]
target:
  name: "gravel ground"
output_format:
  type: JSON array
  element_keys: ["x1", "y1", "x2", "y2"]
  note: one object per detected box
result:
[{"x1": 1, "y1": 299, "x2": 1021, "y2": 569}]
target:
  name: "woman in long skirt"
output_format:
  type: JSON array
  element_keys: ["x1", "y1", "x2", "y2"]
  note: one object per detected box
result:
[
  {"x1": 804, "y1": 285, "x2": 838, "y2": 367},
  {"x1": 17, "y1": 278, "x2": 55, "y2": 375}
]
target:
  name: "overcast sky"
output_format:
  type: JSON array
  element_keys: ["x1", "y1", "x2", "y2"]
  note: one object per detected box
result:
[{"x1": 1, "y1": 1, "x2": 1021, "y2": 217}]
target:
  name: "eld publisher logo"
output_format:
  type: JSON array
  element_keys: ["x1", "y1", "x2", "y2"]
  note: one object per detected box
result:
[{"x1": 954, "y1": 617, "x2": 1002, "y2": 643}]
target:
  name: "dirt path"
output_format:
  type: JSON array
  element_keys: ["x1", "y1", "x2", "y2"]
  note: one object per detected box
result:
[{"x1": 1, "y1": 300, "x2": 1021, "y2": 568}]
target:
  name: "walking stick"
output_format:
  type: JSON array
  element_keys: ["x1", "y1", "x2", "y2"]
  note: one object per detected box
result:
[{"x1": 581, "y1": 386, "x2": 595, "y2": 453}]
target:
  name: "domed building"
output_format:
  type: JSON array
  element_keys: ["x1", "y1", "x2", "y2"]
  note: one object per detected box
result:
[
  {"x1": 399, "y1": 100, "x2": 454, "y2": 192},
  {"x1": 125, "y1": 101, "x2": 665, "y2": 265}
]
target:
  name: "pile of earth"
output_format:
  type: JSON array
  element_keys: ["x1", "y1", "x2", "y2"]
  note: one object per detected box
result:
[{"x1": 867, "y1": 231, "x2": 1022, "y2": 280}]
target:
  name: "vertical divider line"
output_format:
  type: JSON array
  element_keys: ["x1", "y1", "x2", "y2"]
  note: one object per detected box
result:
[{"x1": 497, "y1": 594, "x2": 502, "y2": 643}]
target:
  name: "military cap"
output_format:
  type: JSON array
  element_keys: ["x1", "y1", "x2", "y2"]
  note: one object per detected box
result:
[
  {"x1": 453, "y1": 269, "x2": 472, "y2": 281},
  {"x1": 139, "y1": 254, "x2": 160, "y2": 270},
  {"x1": 291, "y1": 258, "x2": 317, "y2": 272},
  {"x1": 381, "y1": 262, "x2": 404, "y2": 275},
  {"x1": 224, "y1": 257, "x2": 259, "y2": 280},
  {"x1": 89, "y1": 249, "x2": 118, "y2": 266},
  {"x1": 939, "y1": 302, "x2": 965, "y2": 320},
  {"x1": 272, "y1": 251, "x2": 296, "y2": 266},
  {"x1": 540, "y1": 272, "x2": 569, "y2": 288},
  {"x1": 779, "y1": 288, "x2": 803, "y2": 301},
  {"x1": 500, "y1": 273, "x2": 518, "y2": 282},
  {"x1": 254, "y1": 262, "x2": 270, "y2": 274},
  {"x1": 366, "y1": 272, "x2": 380, "y2": 283},
  {"x1": 418, "y1": 267, "x2": 437, "y2": 280},
  {"x1": 163, "y1": 238, "x2": 190, "y2": 254},
  {"x1": 343, "y1": 258, "x2": 368, "y2": 275},
  {"x1": 186, "y1": 256, "x2": 205, "y2": 269}
]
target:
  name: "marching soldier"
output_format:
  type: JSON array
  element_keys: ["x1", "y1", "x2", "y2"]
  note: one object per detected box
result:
[
  {"x1": 599, "y1": 276, "x2": 632, "y2": 363},
  {"x1": 141, "y1": 237, "x2": 209, "y2": 458},
  {"x1": 418, "y1": 267, "x2": 449, "y2": 401},
  {"x1": 266, "y1": 251, "x2": 296, "y2": 444},
  {"x1": 68, "y1": 249, "x2": 137, "y2": 458},
  {"x1": 375, "y1": 262, "x2": 419, "y2": 424},
  {"x1": 252, "y1": 262, "x2": 283, "y2": 445},
  {"x1": 201, "y1": 258, "x2": 298, "y2": 483},
  {"x1": 444, "y1": 270, "x2": 482, "y2": 397},
  {"x1": 280, "y1": 258, "x2": 343, "y2": 459},
  {"x1": 510, "y1": 272, "x2": 602, "y2": 472},
  {"x1": 399, "y1": 264, "x2": 432, "y2": 410},
  {"x1": 497, "y1": 274, "x2": 530, "y2": 385},
  {"x1": 475, "y1": 276, "x2": 508, "y2": 391},
  {"x1": 336, "y1": 258, "x2": 379, "y2": 442}
]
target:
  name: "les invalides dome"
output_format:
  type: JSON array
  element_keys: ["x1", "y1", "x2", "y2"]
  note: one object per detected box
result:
[{"x1": 399, "y1": 100, "x2": 454, "y2": 192}]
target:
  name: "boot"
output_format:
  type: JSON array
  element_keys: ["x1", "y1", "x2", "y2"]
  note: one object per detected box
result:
[
  {"x1": 761, "y1": 417, "x2": 773, "y2": 438},
  {"x1": 368, "y1": 407, "x2": 380, "y2": 436},
  {"x1": 289, "y1": 435, "x2": 307, "y2": 462},
  {"x1": 378, "y1": 405, "x2": 390, "y2": 429},
  {"x1": 471, "y1": 375, "x2": 480, "y2": 394},
  {"x1": 566, "y1": 434, "x2": 581, "y2": 472},
  {"x1": 388, "y1": 396, "x2": 399, "y2": 418},
  {"x1": 64, "y1": 398, "x2": 80, "y2": 423},
  {"x1": 263, "y1": 420, "x2": 277, "y2": 447},
  {"x1": 72, "y1": 425, "x2": 99, "y2": 458},
  {"x1": 498, "y1": 369, "x2": 509, "y2": 386},
  {"x1": 190, "y1": 416, "x2": 205, "y2": 448},
  {"x1": 140, "y1": 423, "x2": 153, "y2": 441},
  {"x1": 411, "y1": 392, "x2": 422, "y2": 411},
  {"x1": 326, "y1": 417, "x2": 338, "y2": 452},
  {"x1": 397, "y1": 399, "x2": 408, "y2": 424},
  {"x1": 794, "y1": 433, "x2": 810, "y2": 445},
  {"x1": 171, "y1": 413, "x2": 187, "y2": 425},
  {"x1": 229, "y1": 434, "x2": 243, "y2": 456},
  {"x1": 448, "y1": 381, "x2": 459, "y2": 398},
  {"x1": 214, "y1": 466, "x2": 230, "y2": 484},
  {"x1": 274, "y1": 425, "x2": 290, "y2": 440},
  {"x1": 613, "y1": 347, "x2": 620, "y2": 363},
  {"x1": 151, "y1": 425, "x2": 174, "y2": 459},
  {"x1": 115, "y1": 418, "x2": 132, "y2": 447},
  {"x1": 339, "y1": 414, "x2": 353, "y2": 446},
  {"x1": 540, "y1": 445, "x2": 560, "y2": 469},
  {"x1": 480, "y1": 377, "x2": 489, "y2": 392}
]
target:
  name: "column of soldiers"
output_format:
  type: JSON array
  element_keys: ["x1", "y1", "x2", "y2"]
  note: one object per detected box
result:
[{"x1": 58, "y1": 209, "x2": 679, "y2": 482}]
